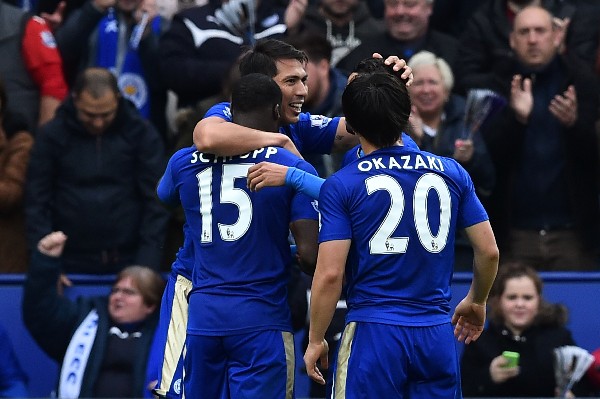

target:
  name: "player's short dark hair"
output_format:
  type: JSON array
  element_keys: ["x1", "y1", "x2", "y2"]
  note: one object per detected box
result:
[
  {"x1": 72, "y1": 67, "x2": 120, "y2": 98},
  {"x1": 342, "y1": 72, "x2": 411, "y2": 148},
  {"x1": 231, "y1": 73, "x2": 282, "y2": 113},
  {"x1": 239, "y1": 39, "x2": 308, "y2": 78},
  {"x1": 285, "y1": 32, "x2": 332, "y2": 63},
  {"x1": 352, "y1": 57, "x2": 409, "y2": 85}
]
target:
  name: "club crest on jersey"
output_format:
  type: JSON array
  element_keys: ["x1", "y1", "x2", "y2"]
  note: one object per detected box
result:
[{"x1": 309, "y1": 115, "x2": 331, "y2": 128}]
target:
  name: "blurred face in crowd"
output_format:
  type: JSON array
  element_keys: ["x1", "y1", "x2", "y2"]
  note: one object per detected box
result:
[
  {"x1": 109, "y1": 276, "x2": 156, "y2": 324},
  {"x1": 74, "y1": 89, "x2": 119, "y2": 136},
  {"x1": 320, "y1": 0, "x2": 359, "y2": 20},
  {"x1": 117, "y1": 0, "x2": 143, "y2": 13},
  {"x1": 409, "y1": 63, "x2": 448, "y2": 119},
  {"x1": 499, "y1": 275, "x2": 540, "y2": 335},
  {"x1": 510, "y1": 7, "x2": 560, "y2": 69},
  {"x1": 273, "y1": 59, "x2": 309, "y2": 124},
  {"x1": 384, "y1": 0, "x2": 432, "y2": 41},
  {"x1": 304, "y1": 58, "x2": 329, "y2": 109}
]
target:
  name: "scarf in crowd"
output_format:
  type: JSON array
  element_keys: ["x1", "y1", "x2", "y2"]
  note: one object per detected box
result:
[
  {"x1": 58, "y1": 309, "x2": 99, "y2": 399},
  {"x1": 96, "y1": 9, "x2": 160, "y2": 118}
]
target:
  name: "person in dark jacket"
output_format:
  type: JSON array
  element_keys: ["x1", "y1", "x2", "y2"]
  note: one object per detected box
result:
[
  {"x1": 461, "y1": 262, "x2": 593, "y2": 397},
  {"x1": 25, "y1": 67, "x2": 169, "y2": 274},
  {"x1": 335, "y1": 0, "x2": 458, "y2": 76},
  {"x1": 158, "y1": 0, "x2": 288, "y2": 109},
  {"x1": 289, "y1": 0, "x2": 383, "y2": 67},
  {"x1": 22, "y1": 230, "x2": 165, "y2": 399},
  {"x1": 481, "y1": 6, "x2": 599, "y2": 271},
  {"x1": 454, "y1": 0, "x2": 597, "y2": 94}
]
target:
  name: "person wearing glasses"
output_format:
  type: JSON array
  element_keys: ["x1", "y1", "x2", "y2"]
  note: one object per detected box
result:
[{"x1": 22, "y1": 230, "x2": 165, "y2": 399}]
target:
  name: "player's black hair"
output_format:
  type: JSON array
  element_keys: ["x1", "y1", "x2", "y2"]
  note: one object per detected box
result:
[
  {"x1": 231, "y1": 73, "x2": 282, "y2": 131},
  {"x1": 342, "y1": 72, "x2": 411, "y2": 148},
  {"x1": 352, "y1": 57, "x2": 409, "y2": 85},
  {"x1": 239, "y1": 39, "x2": 308, "y2": 78}
]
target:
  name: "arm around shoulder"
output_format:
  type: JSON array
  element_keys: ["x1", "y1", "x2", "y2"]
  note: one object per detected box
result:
[{"x1": 193, "y1": 116, "x2": 296, "y2": 156}]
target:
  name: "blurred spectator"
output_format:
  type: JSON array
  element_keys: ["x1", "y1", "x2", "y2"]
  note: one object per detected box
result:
[
  {"x1": 23, "y1": 230, "x2": 165, "y2": 398},
  {"x1": 159, "y1": 0, "x2": 288, "y2": 109},
  {"x1": 0, "y1": 0, "x2": 68, "y2": 130},
  {"x1": 55, "y1": 0, "x2": 168, "y2": 140},
  {"x1": 286, "y1": 32, "x2": 348, "y2": 176},
  {"x1": 407, "y1": 50, "x2": 495, "y2": 271},
  {"x1": 454, "y1": 0, "x2": 597, "y2": 94},
  {"x1": 25, "y1": 68, "x2": 169, "y2": 274},
  {"x1": 289, "y1": 0, "x2": 382, "y2": 66},
  {"x1": 336, "y1": 0, "x2": 458, "y2": 76},
  {"x1": 0, "y1": 77, "x2": 34, "y2": 273},
  {"x1": 428, "y1": 0, "x2": 481, "y2": 39},
  {"x1": 461, "y1": 262, "x2": 593, "y2": 397},
  {"x1": 481, "y1": 6, "x2": 599, "y2": 271},
  {"x1": 0, "y1": 322, "x2": 28, "y2": 397}
]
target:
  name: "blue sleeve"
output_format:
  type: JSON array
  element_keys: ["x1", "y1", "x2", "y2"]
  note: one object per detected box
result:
[
  {"x1": 289, "y1": 159, "x2": 320, "y2": 222},
  {"x1": 318, "y1": 175, "x2": 353, "y2": 243},
  {"x1": 203, "y1": 102, "x2": 232, "y2": 121},
  {"x1": 285, "y1": 167, "x2": 324, "y2": 200},
  {"x1": 454, "y1": 163, "x2": 489, "y2": 229},
  {"x1": 157, "y1": 157, "x2": 180, "y2": 207},
  {"x1": 289, "y1": 113, "x2": 341, "y2": 155}
]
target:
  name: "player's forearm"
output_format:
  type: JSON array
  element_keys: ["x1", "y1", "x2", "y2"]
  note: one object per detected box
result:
[
  {"x1": 331, "y1": 118, "x2": 359, "y2": 154},
  {"x1": 308, "y1": 272, "x2": 343, "y2": 343},
  {"x1": 308, "y1": 240, "x2": 349, "y2": 343},
  {"x1": 467, "y1": 222, "x2": 499, "y2": 304},
  {"x1": 193, "y1": 118, "x2": 291, "y2": 156},
  {"x1": 285, "y1": 167, "x2": 324, "y2": 200}
]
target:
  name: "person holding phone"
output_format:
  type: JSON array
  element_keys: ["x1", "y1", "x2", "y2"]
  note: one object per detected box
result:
[{"x1": 460, "y1": 262, "x2": 593, "y2": 397}]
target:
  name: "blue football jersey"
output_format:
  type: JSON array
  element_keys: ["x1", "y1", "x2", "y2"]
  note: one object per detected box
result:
[
  {"x1": 161, "y1": 145, "x2": 319, "y2": 335},
  {"x1": 341, "y1": 133, "x2": 420, "y2": 168},
  {"x1": 204, "y1": 102, "x2": 341, "y2": 155},
  {"x1": 319, "y1": 145, "x2": 488, "y2": 326}
]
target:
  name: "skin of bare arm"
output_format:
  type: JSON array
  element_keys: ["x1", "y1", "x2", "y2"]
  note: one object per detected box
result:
[{"x1": 452, "y1": 221, "x2": 499, "y2": 344}]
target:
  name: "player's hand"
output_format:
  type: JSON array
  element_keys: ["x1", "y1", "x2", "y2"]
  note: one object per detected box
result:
[
  {"x1": 490, "y1": 355, "x2": 519, "y2": 384},
  {"x1": 304, "y1": 339, "x2": 329, "y2": 385},
  {"x1": 38, "y1": 231, "x2": 68, "y2": 258},
  {"x1": 247, "y1": 162, "x2": 289, "y2": 191},
  {"x1": 451, "y1": 298, "x2": 486, "y2": 344},
  {"x1": 373, "y1": 53, "x2": 414, "y2": 87}
]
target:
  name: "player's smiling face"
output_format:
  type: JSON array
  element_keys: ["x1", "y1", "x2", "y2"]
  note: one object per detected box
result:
[{"x1": 273, "y1": 59, "x2": 308, "y2": 124}]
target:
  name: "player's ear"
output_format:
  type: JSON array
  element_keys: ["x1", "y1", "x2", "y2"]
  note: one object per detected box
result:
[{"x1": 273, "y1": 104, "x2": 281, "y2": 121}]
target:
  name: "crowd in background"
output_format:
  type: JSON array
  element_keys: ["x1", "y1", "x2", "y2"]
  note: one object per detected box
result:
[{"x1": 2, "y1": 0, "x2": 600, "y2": 396}]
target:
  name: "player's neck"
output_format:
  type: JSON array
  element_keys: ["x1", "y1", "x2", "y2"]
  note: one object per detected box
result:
[{"x1": 358, "y1": 138, "x2": 379, "y2": 156}]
